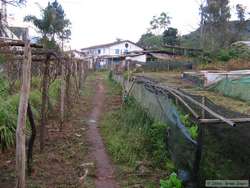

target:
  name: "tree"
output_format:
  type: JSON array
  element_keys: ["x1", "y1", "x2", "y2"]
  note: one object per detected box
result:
[
  {"x1": 148, "y1": 12, "x2": 171, "y2": 34},
  {"x1": 137, "y1": 32, "x2": 163, "y2": 49},
  {"x1": 200, "y1": 0, "x2": 231, "y2": 51},
  {"x1": 0, "y1": 0, "x2": 26, "y2": 6},
  {"x1": 236, "y1": 4, "x2": 246, "y2": 22},
  {"x1": 162, "y1": 27, "x2": 180, "y2": 46},
  {"x1": 24, "y1": 0, "x2": 71, "y2": 49},
  {"x1": 24, "y1": 0, "x2": 71, "y2": 152}
]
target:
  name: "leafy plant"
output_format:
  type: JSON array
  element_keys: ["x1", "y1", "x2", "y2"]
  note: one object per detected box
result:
[
  {"x1": 188, "y1": 125, "x2": 198, "y2": 140},
  {"x1": 179, "y1": 113, "x2": 198, "y2": 140},
  {"x1": 160, "y1": 172, "x2": 182, "y2": 188},
  {"x1": 145, "y1": 121, "x2": 170, "y2": 167},
  {"x1": 108, "y1": 70, "x2": 113, "y2": 81},
  {"x1": 0, "y1": 95, "x2": 19, "y2": 151}
]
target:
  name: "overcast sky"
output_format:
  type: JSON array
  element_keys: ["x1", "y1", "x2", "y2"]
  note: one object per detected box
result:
[{"x1": 8, "y1": 0, "x2": 250, "y2": 49}]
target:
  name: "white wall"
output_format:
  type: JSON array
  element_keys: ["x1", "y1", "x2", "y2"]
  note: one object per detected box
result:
[
  {"x1": 83, "y1": 41, "x2": 144, "y2": 57},
  {"x1": 126, "y1": 55, "x2": 146, "y2": 63}
]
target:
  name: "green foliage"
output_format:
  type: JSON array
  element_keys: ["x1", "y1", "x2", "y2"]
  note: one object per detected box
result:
[
  {"x1": 102, "y1": 95, "x2": 171, "y2": 169},
  {"x1": 216, "y1": 49, "x2": 231, "y2": 61},
  {"x1": 0, "y1": 76, "x2": 60, "y2": 150},
  {"x1": 163, "y1": 27, "x2": 180, "y2": 46},
  {"x1": 160, "y1": 173, "x2": 182, "y2": 188},
  {"x1": 145, "y1": 122, "x2": 170, "y2": 167},
  {"x1": 149, "y1": 12, "x2": 171, "y2": 34},
  {"x1": 108, "y1": 71, "x2": 113, "y2": 81},
  {"x1": 0, "y1": 76, "x2": 9, "y2": 97},
  {"x1": 137, "y1": 33, "x2": 163, "y2": 49},
  {"x1": 0, "y1": 95, "x2": 19, "y2": 151},
  {"x1": 0, "y1": 54, "x2": 5, "y2": 65},
  {"x1": 229, "y1": 43, "x2": 250, "y2": 60},
  {"x1": 24, "y1": 0, "x2": 71, "y2": 48},
  {"x1": 188, "y1": 125, "x2": 198, "y2": 140},
  {"x1": 179, "y1": 113, "x2": 198, "y2": 140},
  {"x1": 31, "y1": 77, "x2": 41, "y2": 89},
  {"x1": 212, "y1": 44, "x2": 250, "y2": 62},
  {"x1": 49, "y1": 79, "x2": 61, "y2": 106}
]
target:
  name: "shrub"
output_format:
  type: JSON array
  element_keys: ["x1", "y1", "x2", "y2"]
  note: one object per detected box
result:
[
  {"x1": 217, "y1": 49, "x2": 231, "y2": 62},
  {"x1": 0, "y1": 76, "x2": 9, "y2": 97},
  {"x1": 102, "y1": 96, "x2": 172, "y2": 169},
  {"x1": 0, "y1": 89, "x2": 44, "y2": 150},
  {"x1": 145, "y1": 121, "x2": 170, "y2": 167},
  {"x1": 48, "y1": 79, "x2": 60, "y2": 106},
  {"x1": 31, "y1": 77, "x2": 41, "y2": 89},
  {"x1": 0, "y1": 95, "x2": 19, "y2": 150},
  {"x1": 179, "y1": 113, "x2": 198, "y2": 140}
]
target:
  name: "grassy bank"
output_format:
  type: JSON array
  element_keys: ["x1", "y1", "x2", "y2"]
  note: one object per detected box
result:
[{"x1": 101, "y1": 75, "x2": 181, "y2": 187}]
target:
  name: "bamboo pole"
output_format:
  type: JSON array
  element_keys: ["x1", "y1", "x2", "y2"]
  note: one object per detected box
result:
[
  {"x1": 16, "y1": 29, "x2": 32, "y2": 188},
  {"x1": 199, "y1": 118, "x2": 250, "y2": 124},
  {"x1": 168, "y1": 87, "x2": 236, "y2": 127}
]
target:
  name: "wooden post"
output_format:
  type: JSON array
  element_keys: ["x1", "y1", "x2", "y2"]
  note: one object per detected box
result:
[
  {"x1": 16, "y1": 29, "x2": 32, "y2": 188},
  {"x1": 202, "y1": 96, "x2": 205, "y2": 118},
  {"x1": 127, "y1": 60, "x2": 130, "y2": 82},
  {"x1": 60, "y1": 60, "x2": 66, "y2": 130},
  {"x1": 79, "y1": 61, "x2": 85, "y2": 90},
  {"x1": 65, "y1": 61, "x2": 71, "y2": 118},
  {"x1": 40, "y1": 56, "x2": 50, "y2": 152}
]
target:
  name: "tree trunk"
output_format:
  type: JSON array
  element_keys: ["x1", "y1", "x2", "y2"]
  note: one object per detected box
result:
[{"x1": 16, "y1": 30, "x2": 32, "y2": 188}]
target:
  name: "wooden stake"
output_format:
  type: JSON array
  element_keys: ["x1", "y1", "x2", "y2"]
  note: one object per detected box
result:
[
  {"x1": 16, "y1": 29, "x2": 32, "y2": 188},
  {"x1": 60, "y1": 60, "x2": 66, "y2": 130},
  {"x1": 40, "y1": 56, "x2": 50, "y2": 151},
  {"x1": 202, "y1": 96, "x2": 205, "y2": 118}
]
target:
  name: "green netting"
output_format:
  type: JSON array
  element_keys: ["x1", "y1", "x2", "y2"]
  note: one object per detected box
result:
[
  {"x1": 113, "y1": 74, "x2": 197, "y2": 180},
  {"x1": 208, "y1": 76, "x2": 250, "y2": 103},
  {"x1": 113, "y1": 74, "x2": 250, "y2": 187}
]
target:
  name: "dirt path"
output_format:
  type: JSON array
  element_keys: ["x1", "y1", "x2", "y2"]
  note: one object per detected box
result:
[{"x1": 86, "y1": 77, "x2": 119, "y2": 188}]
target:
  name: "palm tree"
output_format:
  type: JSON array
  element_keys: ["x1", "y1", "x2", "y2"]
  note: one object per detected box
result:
[{"x1": 24, "y1": 0, "x2": 71, "y2": 49}]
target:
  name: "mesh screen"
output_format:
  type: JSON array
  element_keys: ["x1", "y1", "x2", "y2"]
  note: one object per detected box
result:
[{"x1": 113, "y1": 74, "x2": 250, "y2": 185}]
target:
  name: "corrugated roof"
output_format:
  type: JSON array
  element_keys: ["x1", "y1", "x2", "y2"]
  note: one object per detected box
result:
[{"x1": 81, "y1": 40, "x2": 142, "y2": 50}]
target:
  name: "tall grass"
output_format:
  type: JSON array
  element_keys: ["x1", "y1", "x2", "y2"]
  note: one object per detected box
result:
[
  {"x1": 0, "y1": 78, "x2": 61, "y2": 151},
  {"x1": 101, "y1": 97, "x2": 172, "y2": 169}
]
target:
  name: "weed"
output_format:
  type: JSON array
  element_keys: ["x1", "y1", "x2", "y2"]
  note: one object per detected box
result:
[
  {"x1": 179, "y1": 113, "x2": 198, "y2": 140},
  {"x1": 160, "y1": 172, "x2": 182, "y2": 188},
  {"x1": 145, "y1": 121, "x2": 170, "y2": 168}
]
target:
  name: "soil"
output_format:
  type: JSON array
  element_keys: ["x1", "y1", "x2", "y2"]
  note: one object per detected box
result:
[
  {"x1": 0, "y1": 73, "x2": 119, "y2": 188},
  {"x1": 86, "y1": 77, "x2": 120, "y2": 188}
]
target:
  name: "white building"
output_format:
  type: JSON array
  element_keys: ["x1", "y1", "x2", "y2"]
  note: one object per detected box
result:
[{"x1": 81, "y1": 40, "x2": 146, "y2": 69}]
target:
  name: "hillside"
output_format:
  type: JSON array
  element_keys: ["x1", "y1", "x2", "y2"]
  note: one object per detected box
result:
[{"x1": 181, "y1": 20, "x2": 250, "y2": 49}]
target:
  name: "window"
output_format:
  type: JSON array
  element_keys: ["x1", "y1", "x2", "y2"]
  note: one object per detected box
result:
[
  {"x1": 125, "y1": 43, "x2": 129, "y2": 48},
  {"x1": 98, "y1": 49, "x2": 101, "y2": 54},
  {"x1": 115, "y1": 49, "x2": 119, "y2": 54}
]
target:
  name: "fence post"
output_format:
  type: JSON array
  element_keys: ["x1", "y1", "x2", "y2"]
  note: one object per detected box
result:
[
  {"x1": 60, "y1": 60, "x2": 66, "y2": 130},
  {"x1": 40, "y1": 56, "x2": 50, "y2": 152},
  {"x1": 16, "y1": 29, "x2": 32, "y2": 188}
]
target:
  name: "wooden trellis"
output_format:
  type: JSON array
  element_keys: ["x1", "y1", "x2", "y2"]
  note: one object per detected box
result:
[{"x1": 0, "y1": 37, "x2": 88, "y2": 188}]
